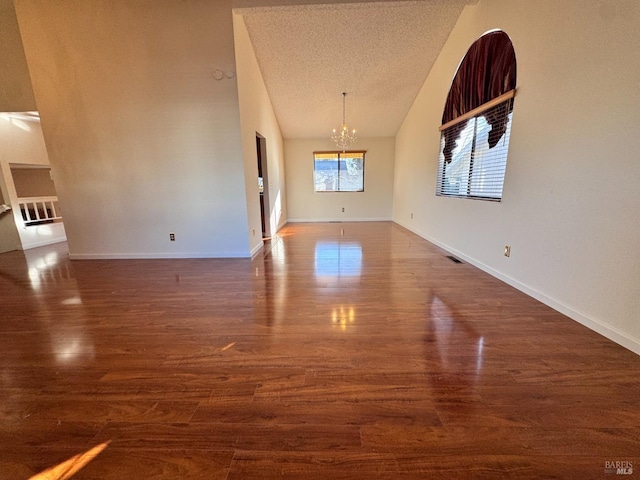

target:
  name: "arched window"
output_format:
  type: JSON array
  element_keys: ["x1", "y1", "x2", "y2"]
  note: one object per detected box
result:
[{"x1": 436, "y1": 30, "x2": 516, "y2": 200}]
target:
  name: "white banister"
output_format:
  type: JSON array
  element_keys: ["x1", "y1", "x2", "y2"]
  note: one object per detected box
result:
[{"x1": 17, "y1": 196, "x2": 63, "y2": 226}]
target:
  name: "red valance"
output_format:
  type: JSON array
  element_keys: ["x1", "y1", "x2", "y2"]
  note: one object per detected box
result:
[{"x1": 441, "y1": 31, "x2": 516, "y2": 163}]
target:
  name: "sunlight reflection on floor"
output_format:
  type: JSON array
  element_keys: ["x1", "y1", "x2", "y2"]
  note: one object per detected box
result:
[{"x1": 29, "y1": 441, "x2": 110, "y2": 480}]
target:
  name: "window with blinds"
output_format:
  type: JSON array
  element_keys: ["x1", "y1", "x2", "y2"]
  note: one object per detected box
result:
[
  {"x1": 313, "y1": 151, "x2": 365, "y2": 192},
  {"x1": 436, "y1": 30, "x2": 516, "y2": 201},
  {"x1": 437, "y1": 94, "x2": 514, "y2": 200}
]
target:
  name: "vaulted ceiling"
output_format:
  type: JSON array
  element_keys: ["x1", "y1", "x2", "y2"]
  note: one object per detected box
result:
[
  {"x1": 237, "y1": 0, "x2": 478, "y2": 139},
  {"x1": 3, "y1": 0, "x2": 477, "y2": 139}
]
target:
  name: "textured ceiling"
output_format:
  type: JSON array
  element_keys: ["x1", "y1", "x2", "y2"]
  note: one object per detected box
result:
[{"x1": 238, "y1": 0, "x2": 477, "y2": 139}]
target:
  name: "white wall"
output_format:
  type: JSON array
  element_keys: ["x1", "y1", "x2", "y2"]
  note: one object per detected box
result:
[
  {"x1": 0, "y1": 117, "x2": 66, "y2": 251},
  {"x1": 394, "y1": 0, "x2": 640, "y2": 354},
  {"x1": 15, "y1": 0, "x2": 251, "y2": 259},
  {"x1": 233, "y1": 12, "x2": 287, "y2": 255},
  {"x1": 285, "y1": 137, "x2": 395, "y2": 222}
]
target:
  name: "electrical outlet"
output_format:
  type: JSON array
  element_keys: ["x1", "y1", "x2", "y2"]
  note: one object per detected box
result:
[
  {"x1": 341, "y1": 207, "x2": 345, "y2": 212},
  {"x1": 504, "y1": 245, "x2": 511, "y2": 257},
  {"x1": 170, "y1": 233, "x2": 175, "y2": 241},
  {"x1": 252, "y1": 228, "x2": 256, "y2": 237},
  {"x1": 410, "y1": 213, "x2": 413, "y2": 219}
]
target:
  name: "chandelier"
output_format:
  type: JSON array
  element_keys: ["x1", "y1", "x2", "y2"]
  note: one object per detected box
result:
[{"x1": 331, "y1": 92, "x2": 357, "y2": 151}]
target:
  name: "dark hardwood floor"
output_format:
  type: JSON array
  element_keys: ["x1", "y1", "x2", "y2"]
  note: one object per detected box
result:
[{"x1": 1, "y1": 222, "x2": 639, "y2": 479}]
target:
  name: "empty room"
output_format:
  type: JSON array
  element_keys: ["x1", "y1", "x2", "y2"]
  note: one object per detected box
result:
[{"x1": 1, "y1": 0, "x2": 639, "y2": 478}]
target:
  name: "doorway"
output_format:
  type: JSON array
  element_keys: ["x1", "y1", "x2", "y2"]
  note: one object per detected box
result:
[{"x1": 256, "y1": 134, "x2": 270, "y2": 239}]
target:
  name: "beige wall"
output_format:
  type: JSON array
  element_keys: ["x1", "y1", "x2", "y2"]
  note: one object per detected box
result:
[
  {"x1": 233, "y1": 12, "x2": 287, "y2": 255},
  {"x1": 394, "y1": 0, "x2": 640, "y2": 353},
  {"x1": 0, "y1": 3, "x2": 36, "y2": 112},
  {"x1": 285, "y1": 137, "x2": 395, "y2": 222},
  {"x1": 11, "y1": 166, "x2": 56, "y2": 198},
  {"x1": 15, "y1": 0, "x2": 251, "y2": 258}
]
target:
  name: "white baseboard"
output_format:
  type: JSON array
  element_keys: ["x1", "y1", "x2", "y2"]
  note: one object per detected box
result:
[
  {"x1": 250, "y1": 242, "x2": 263, "y2": 258},
  {"x1": 395, "y1": 220, "x2": 640, "y2": 356},
  {"x1": 288, "y1": 217, "x2": 392, "y2": 223},
  {"x1": 69, "y1": 251, "x2": 251, "y2": 260}
]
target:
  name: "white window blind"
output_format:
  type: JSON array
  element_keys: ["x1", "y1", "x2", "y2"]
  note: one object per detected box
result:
[{"x1": 436, "y1": 95, "x2": 514, "y2": 201}]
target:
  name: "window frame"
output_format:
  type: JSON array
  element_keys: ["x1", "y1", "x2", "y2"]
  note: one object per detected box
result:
[
  {"x1": 436, "y1": 91, "x2": 515, "y2": 201},
  {"x1": 313, "y1": 150, "x2": 366, "y2": 193}
]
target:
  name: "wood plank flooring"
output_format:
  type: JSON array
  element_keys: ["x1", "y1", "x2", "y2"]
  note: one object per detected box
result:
[{"x1": 1, "y1": 221, "x2": 639, "y2": 479}]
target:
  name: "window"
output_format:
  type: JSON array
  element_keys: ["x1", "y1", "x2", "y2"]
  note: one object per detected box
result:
[
  {"x1": 437, "y1": 94, "x2": 514, "y2": 199},
  {"x1": 436, "y1": 30, "x2": 516, "y2": 201},
  {"x1": 313, "y1": 151, "x2": 365, "y2": 192}
]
